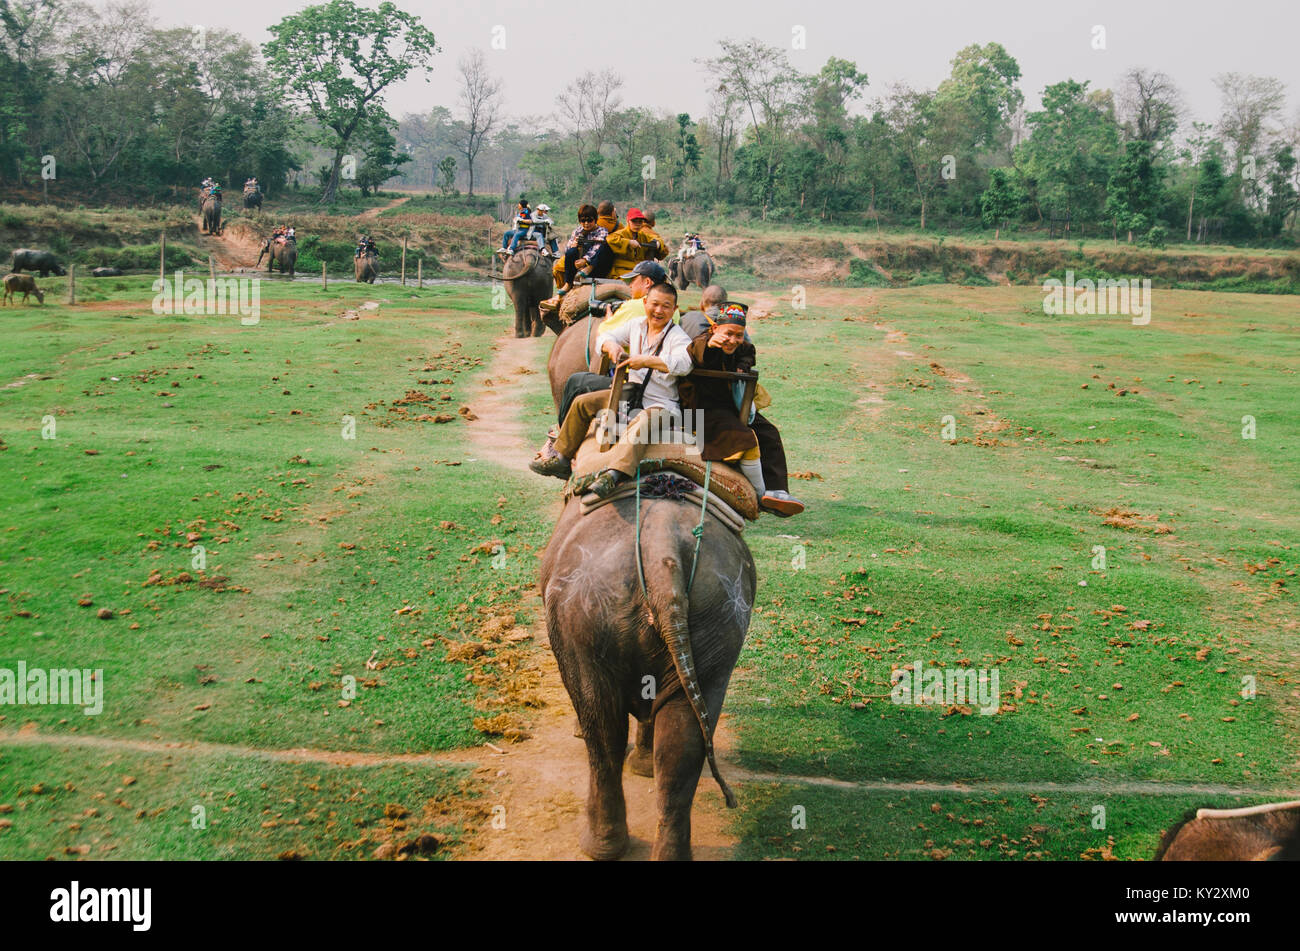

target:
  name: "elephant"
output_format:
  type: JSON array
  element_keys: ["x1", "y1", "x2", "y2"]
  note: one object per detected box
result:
[
  {"x1": 11, "y1": 248, "x2": 66, "y2": 277},
  {"x1": 243, "y1": 185, "x2": 262, "y2": 210},
  {"x1": 266, "y1": 237, "x2": 296, "y2": 276},
  {"x1": 501, "y1": 248, "x2": 556, "y2": 338},
  {"x1": 670, "y1": 251, "x2": 714, "y2": 291},
  {"x1": 546, "y1": 314, "x2": 603, "y2": 410},
  {"x1": 355, "y1": 250, "x2": 379, "y2": 283},
  {"x1": 539, "y1": 490, "x2": 755, "y2": 860},
  {"x1": 1155, "y1": 801, "x2": 1300, "y2": 860},
  {"x1": 3, "y1": 273, "x2": 45, "y2": 305},
  {"x1": 201, "y1": 195, "x2": 222, "y2": 236}
]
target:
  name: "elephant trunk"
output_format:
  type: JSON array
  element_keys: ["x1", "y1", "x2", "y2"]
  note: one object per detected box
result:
[{"x1": 647, "y1": 555, "x2": 738, "y2": 809}]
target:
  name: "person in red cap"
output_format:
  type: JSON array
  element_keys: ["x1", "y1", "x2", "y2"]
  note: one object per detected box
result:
[{"x1": 605, "y1": 206, "x2": 668, "y2": 277}]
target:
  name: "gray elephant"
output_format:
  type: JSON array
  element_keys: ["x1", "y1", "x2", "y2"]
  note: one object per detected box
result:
[
  {"x1": 201, "y1": 194, "x2": 222, "y2": 236},
  {"x1": 670, "y1": 251, "x2": 714, "y2": 291},
  {"x1": 539, "y1": 490, "x2": 755, "y2": 860},
  {"x1": 11, "y1": 248, "x2": 66, "y2": 277},
  {"x1": 502, "y1": 248, "x2": 557, "y2": 338},
  {"x1": 264, "y1": 237, "x2": 296, "y2": 276},
  {"x1": 355, "y1": 249, "x2": 378, "y2": 283},
  {"x1": 546, "y1": 314, "x2": 602, "y2": 409}
]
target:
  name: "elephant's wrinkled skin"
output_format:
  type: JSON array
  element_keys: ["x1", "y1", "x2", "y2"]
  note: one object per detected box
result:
[
  {"x1": 502, "y1": 248, "x2": 556, "y2": 338},
  {"x1": 540, "y1": 493, "x2": 755, "y2": 860}
]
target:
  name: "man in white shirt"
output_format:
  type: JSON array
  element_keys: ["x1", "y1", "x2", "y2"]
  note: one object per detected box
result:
[{"x1": 530, "y1": 282, "x2": 693, "y2": 498}]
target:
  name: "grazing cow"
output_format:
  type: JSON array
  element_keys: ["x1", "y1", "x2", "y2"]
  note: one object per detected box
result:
[
  {"x1": 3, "y1": 273, "x2": 45, "y2": 305},
  {"x1": 1155, "y1": 801, "x2": 1300, "y2": 860}
]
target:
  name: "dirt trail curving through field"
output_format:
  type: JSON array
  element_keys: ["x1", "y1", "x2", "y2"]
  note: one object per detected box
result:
[
  {"x1": 359, "y1": 195, "x2": 412, "y2": 219},
  {"x1": 455, "y1": 333, "x2": 740, "y2": 860}
]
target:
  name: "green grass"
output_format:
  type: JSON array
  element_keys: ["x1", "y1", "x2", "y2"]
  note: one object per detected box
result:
[
  {"x1": 0, "y1": 278, "x2": 548, "y2": 857},
  {"x1": 2, "y1": 276, "x2": 1297, "y2": 860}
]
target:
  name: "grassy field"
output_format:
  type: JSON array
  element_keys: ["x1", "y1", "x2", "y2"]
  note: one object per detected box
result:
[{"x1": 1, "y1": 274, "x2": 1297, "y2": 860}]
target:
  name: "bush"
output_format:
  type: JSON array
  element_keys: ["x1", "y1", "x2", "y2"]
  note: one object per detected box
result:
[
  {"x1": 845, "y1": 258, "x2": 890, "y2": 287},
  {"x1": 1141, "y1": 225, "x2": 1168, "y2": 250},
  {"x1": 76, "y1": 243, "x2": 199, "y2": 271}
]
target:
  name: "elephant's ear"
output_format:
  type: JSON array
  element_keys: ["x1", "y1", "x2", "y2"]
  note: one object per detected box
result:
[{"x1": 501, "y1": 256, "x2": 528, "y2": 280}]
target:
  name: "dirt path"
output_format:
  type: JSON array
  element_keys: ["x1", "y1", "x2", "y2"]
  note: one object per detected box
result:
[
  {"x1": 193, "y1": 215, "x2": 266, "y2": 272},
  {"x1": 456, "y1": 333, "x2": 740, "y2": 860},
  {"x1": 359, "y1": 195, "x2": 412, "y2": 219}
]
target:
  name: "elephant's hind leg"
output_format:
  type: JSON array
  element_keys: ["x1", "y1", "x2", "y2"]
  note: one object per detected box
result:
[
  {"x1": 579, "y1": 708, "x2": 630, "y2": 861},
  {"x1": 650, "y1": 695, "x2": 705, "y2": 861},
  {"x1": 628, "y1": 717, "x2": 654, "y2": 777}
]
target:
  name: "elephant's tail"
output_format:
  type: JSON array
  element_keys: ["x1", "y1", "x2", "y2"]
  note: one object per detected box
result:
[{"x1": 646, "y1": 554, "x2": 738, "y2": 809}]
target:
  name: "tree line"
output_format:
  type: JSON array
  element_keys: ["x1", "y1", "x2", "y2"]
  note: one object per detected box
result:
[{"x1": 4, "y1": 1, "x2": 1297, "y2": 244}]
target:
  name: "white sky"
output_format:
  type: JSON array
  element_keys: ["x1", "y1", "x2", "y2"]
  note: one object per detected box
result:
[{"x1": 154, "y1": 0, "x2": 1300, "y2": 129}]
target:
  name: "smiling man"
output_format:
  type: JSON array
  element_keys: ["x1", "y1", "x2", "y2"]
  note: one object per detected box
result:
[{"x1": 530, "y1": 281, "x2": 693, "y2": 498}]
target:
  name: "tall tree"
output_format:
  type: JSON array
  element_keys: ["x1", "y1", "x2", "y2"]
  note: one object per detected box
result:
[
  {"x1": 703, "y1": 37, "x2": 804, "y2": 216},
  {"x1": 1117, "y1": 68, "x2": 1182, "y2": 146},
  {"x1": 263, "y1": 0, "x2": 438, "y2": 204},
  {"x1": 451, "y1": 49, "x2": 500, "y2": 196},
  {"x1": 1106, "y1": 140, "x2": 1164, "y2": 241},
  {"x1": 555, "y1": 68, "x2": 621, "y2": 196}
]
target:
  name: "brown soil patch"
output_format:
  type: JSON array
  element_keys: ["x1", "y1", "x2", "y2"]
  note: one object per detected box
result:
[{"x1": 1095, "y1": 508, "x2": 1176, "y2": 534}]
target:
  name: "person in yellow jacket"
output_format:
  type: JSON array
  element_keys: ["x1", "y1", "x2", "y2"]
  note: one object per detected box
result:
[
  {"x1": 551, "y1": 200, "x2": 623, "y2": 288},
  {"x1": 605, "y1": 206, "x2": 669, "y2": 278}
]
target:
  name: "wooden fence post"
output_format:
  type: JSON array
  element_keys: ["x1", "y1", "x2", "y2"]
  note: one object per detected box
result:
[
  {"x1": 417, "y1": 259, "x2": 422, "y2": 288},
  {"x1": 209, "y1": 255, "x2": 216, "y2": 282},
  {"x1": 401, "y1": 235, "x2": 407, "y2": 286},
  {"x1": 67, "y1": 263, "x2": 75, "y2": 305},
  {"x1": 159, "y1": 231, "x2": 166, "y2": 281},
  {"x1": 322, "y1": 262, "x2": 328, "y2": 289}
]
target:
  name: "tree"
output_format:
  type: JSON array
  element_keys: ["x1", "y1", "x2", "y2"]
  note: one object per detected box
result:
[
  {"x1": 702, "y1": 38, "x2": 804, "y2": 216},
  {"x1": 980, "y1": 167, "x2": 1023, "y2": 238},
  {"x1": 263, "y1": 0, "x2": 438, "y2": 204},
  {"x1": 353, "y1": 115, "x2": 410, "y2": 196},
  {"x1": 437, "y1": 155, "x2": 456, "y2": 195},
  {"x1": 451, "y1": 49, "x2": 500, "y2": 196},
  {"x1": 1106, "y1": 140, "x2": 1164, "y2": 242},
  {"x1": 882, "y1": 84, "x2": 949, "y2": 229},
  {"x1": 554, "y1": 68, "x2": 622, "y2": 196},
  {"x1": 1015, "y1": 79, "x2": 1121, "y2": 230},
  {"x1": 935, "y1": 42, "x2": 1022, "y2": 153},
  {"x1": 1117, "y1": 68, "x2": 1182, "y2": 147}
]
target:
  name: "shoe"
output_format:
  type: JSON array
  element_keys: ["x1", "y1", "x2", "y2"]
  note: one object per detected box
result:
[
  {"x1": 534, "y1": 428, "x2": 558, "y2": 459},
  {"x1": 588, "y1": 470, "x2": 621, "y2": 498},
  {"x1": 528, "y1": 450, "x2": 571, "y2": 478},
  {"x1": 539, "y1": 296, "x2": 560, "y2": 314},
  {"x1": 760, "y1": 489, "x2": 804, "y2": 517}
]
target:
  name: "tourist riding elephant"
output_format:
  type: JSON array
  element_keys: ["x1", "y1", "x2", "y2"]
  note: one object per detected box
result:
[
  {"x1": 502, "y1": 248, "x2": 556, "y2": 338},
  {"x1": 355, "y1": 249, "x2": 378, "y2": 283},
  {"x1": 539, "y1": 491, "x2": 755, "y2": 860},
  {"x1": 545, "y1": 314, "x2": 602, "y2": 410},
  {"x1": 11, "y1": 248, "x2": 66, "y2": 277},
  {"x1": 670, "y1": 251, "x2": 714, "y2": 291},
  {"x1": 243, "y1": 185, "x2": 262, "y2": 210},
  {"x1": 266, "y1": 237, "x2": 296, "y2": 276},
  {"x1": 201, "y1": 194, "x2": 222, "y2": 236}
]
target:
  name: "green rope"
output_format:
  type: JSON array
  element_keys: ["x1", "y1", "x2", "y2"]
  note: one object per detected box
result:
[
  {"x1": 633, "y1": 460, "x2": 712, "y2": 602},
  {"x1": 686, "y1": 462, "x2": 712, "y2": 595}
]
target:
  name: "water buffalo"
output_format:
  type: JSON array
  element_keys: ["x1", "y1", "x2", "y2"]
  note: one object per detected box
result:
[
  {"x1": 355, "y1": 249, "x2": 378, "y2": 283},
  {"x1": 540, "y1": 488, "x2": 755, "y2": 860},
  {"x1": 1156, "y1": 801, "x2": 1300, "y2": 860},
  {"x1": 11, "y1": 248, "x2": 66, "y2": 278},
  {"x1": 91, "y1": 267, "x2": 123, "y2": 277},
  {"x1": 3, "y1": 273, "x2": 45, "y2": 305}
]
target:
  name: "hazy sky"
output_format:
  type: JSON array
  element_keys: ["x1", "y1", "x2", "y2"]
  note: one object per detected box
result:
[{"x1": 155, "y1": 0, "x2": 1300, "y2": 132}]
